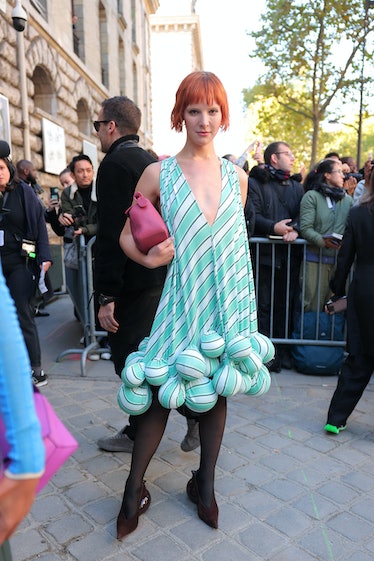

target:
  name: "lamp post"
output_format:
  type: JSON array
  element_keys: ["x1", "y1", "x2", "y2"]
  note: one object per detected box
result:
[
  {"x1": 12, "y1": 0, "x2": 30, "y2": 160},
  {"x1": 357, "y1": 0, "x2": 374, "y2": 169}
]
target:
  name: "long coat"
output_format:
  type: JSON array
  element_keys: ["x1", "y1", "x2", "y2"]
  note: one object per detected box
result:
[{"x1": 331, "y1": 203, "x2": 374, "y2": 356}]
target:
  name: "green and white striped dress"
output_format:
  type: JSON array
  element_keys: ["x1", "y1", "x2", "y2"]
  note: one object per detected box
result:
[{"x1": 118, "y1": 157, "x2": 274, "y2": 415}]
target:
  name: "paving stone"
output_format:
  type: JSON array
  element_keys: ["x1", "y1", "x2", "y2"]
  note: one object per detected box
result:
[
  {"x1": 10, "y1": 294, "x2": 374, "y2": 561},
  {"x1": 203, "y1": 539, "x2": 262, "y2": 561},
  {"x1": 239, "y1": 521, "x2": 287, "y2": 557},
  {"x1": 45, "y1": 513, "x2": 92, "y2": 543},
  {"x1": 316, "y1": 481, "x2": 360, "y2": 505},
  {"x1": 265, "y1": 505, "x2": 312, "y2": 537},
  {"x1": 327, "y1": 511, "x2": 373, "y2": 541}
]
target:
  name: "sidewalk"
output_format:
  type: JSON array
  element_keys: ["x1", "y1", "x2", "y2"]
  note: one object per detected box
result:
[{"x1": 12, "y1": 294, "x2": 374, "y2": 561}]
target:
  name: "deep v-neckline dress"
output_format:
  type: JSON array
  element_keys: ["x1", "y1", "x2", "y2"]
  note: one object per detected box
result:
[{"x1": 118, "y1": 157, "x2": 274, "y2": 415}]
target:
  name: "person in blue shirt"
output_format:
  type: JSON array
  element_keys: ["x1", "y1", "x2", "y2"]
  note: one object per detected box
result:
[{"x1": 0, "y1": 255, "x2": 45, "y2": 555}]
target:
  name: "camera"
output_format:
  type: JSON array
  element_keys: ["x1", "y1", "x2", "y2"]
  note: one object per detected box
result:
[
  {"x1": 344, "y1": 172, "x2": 363, "y2": 181},
  {"x1": 63, "y1": 205, "x2": 86, "y2": 243},
  {"x1": 11, "y1": 2, "x2": 28, "y2": 32}
]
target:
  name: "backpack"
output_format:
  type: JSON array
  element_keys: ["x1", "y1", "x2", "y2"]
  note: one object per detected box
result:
[{"x1": 291, "y1": 311, "x2": 345, "y2": 375}]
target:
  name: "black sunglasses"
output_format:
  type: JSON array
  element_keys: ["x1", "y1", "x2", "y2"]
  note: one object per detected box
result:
[{"x1": 93, "y1": 120, "x2": 111, "y2": 132}]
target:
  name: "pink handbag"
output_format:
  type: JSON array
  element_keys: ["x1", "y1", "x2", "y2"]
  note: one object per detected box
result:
[
  {"x1": 125, "y1": 192, "x2": 169, "y2": 254},
  {"x1": 0, "y1": 389, "x2": 78, "y2": 493}
]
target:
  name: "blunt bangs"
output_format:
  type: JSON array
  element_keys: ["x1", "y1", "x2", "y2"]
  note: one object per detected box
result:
[{"x1": 171, "y1": 71, "x2": 230, "y2": 132}]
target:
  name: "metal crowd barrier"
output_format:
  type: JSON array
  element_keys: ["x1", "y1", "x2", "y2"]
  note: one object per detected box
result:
[
  {"x1": 56, "y1": 235, "x2": 350, "y2": 376},
  {"x1": 56, "y1": 235, "x2": 106, "y2": 376},
  {"x1": 250, "y1": 237, "x2": 349, "y2": 347}
]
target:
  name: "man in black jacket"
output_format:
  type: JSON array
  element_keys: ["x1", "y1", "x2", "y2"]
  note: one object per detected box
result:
[
  {"x1": 94, "y1": 96, "x2": 199, "y2": 452},
  {"x1": 248, "y1": 141, "x2": 303, "y2": 372}
]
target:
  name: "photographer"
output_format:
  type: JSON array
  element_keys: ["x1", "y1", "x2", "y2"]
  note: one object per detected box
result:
[
  {"x1": 0, "y1": 142, "x2": 51, "y2": 387},
  {"x1": 59, "y1": 154, "x2": 97, "y2": 241},
  {"x1": 59, "y1": 154, "x2": 97, "y2": 328}
]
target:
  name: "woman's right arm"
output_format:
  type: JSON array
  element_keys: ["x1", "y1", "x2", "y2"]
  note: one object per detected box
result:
[
  {"x1": 0, "y1": 265, "x2": 44, "y2": 543},
  {"x1": 119, "y1": 163, "x2": 175, "y2": 268}
]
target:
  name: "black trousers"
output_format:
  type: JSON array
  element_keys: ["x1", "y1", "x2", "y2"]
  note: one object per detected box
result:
[
  {"x1": 108, "y1": 285, "x2": 163, "y2": 440},
  {"x1": 327, "y1": 354, "x2": 374, "y2": 427},
  {"x1": 256, "y1": 263, "x2": 300, "y2": 340},
  {"x1": 3, "y1": 260, "x2": 41, "y2": 369}
]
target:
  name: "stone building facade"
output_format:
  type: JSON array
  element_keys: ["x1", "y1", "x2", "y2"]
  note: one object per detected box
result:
[{"x1": 0, "y1": 0, "x2": 159, "y2": 188}]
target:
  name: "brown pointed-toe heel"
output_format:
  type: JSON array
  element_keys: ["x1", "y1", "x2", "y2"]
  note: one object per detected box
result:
[
  {"x1": 116, "y1": 481, "x2": 151, "y2": 540},
  {"x1": 186, "y1": 470, "x2": 218, "y2": 529}
]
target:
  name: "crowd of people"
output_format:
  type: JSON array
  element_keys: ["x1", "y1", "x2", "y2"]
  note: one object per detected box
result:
[{"x1": 1, "y1": 69, "x2": 374, "y2": 553}]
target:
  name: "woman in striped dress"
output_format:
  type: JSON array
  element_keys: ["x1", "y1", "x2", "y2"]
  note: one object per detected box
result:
[{"x1": 116, "y1": 71, "x2": 273, "y2": 539}]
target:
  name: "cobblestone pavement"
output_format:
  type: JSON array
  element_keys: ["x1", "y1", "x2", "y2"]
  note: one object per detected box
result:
[{"x1": 11, "y1": 295, "x2": 374, "y2": 561}]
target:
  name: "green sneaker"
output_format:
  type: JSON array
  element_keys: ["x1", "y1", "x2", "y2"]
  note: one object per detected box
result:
[{"x1": 324, "y1": 423, "x2": 346, "y2": 434}]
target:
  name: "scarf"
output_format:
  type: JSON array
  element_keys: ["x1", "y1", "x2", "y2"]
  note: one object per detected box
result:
[
  {"x1": 265, "y1": 164, "x2": 290, "y2": 182},
  {"x1": 316, "y1": 183, "x2": 346, "y2": 202}
]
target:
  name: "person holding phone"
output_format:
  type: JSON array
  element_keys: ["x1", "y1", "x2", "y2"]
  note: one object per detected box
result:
[{"x1": 300, "y1": 158, "x2": 353, "y2": 312}]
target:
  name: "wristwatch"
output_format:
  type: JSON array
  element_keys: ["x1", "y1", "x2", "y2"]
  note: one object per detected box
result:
[{"x1": 98, "y1": 294, "x2": 116, "y2": 306}]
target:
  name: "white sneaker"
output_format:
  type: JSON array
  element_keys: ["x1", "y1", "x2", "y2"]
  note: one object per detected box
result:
[
  {"x1": 101, "y1": 351, "x2": 111, "y2": 360},
  {"x1": 88, "y1": 353, "x2": 100, "y2": 361}
]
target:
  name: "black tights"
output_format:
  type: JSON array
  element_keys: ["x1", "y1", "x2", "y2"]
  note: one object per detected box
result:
[{"x1": 119, "y1": 395, "x2": 227, "y2": 519}]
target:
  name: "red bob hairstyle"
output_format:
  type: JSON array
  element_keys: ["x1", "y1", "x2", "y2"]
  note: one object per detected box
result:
[{"x1": 171, "y1": 71, "x2": 230, "y2": 133}]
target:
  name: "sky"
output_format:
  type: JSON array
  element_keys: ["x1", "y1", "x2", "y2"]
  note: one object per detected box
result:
[
  {"x1": 195, "y1": 0, "x2": 266, "y2": 156},
  {"x1": 155, "y1": 0, "x2": 266, "y2": 157}
]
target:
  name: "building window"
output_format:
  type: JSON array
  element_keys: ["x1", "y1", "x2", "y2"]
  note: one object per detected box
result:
[
  {"x1": 132, "y1": 62, "x2": 138, "y2": 105},
  {"x1": 119, "y1": 38, "x2": 126, "y2": 95},
  {"x1": 131, "y1": 0, "x2": 136, "y2": 45},
  {"x1": 77, "y1": 99, "x2": 91, "y2": 136},
  {"x1": 72, "y1": 0, "x2": 84, "y2": 61},
  {"x1": 30, "y1": 0, "x2": 48, "y2": 19},
  {"x1": 99, "y1": 2, "x2": 109, "y2": 88},
  {"x1": 32, "y1": 66, "x2": 56, "y2": 115}
]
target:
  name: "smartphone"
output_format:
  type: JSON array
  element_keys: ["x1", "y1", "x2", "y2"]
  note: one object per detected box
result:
[{"x1": 50, "y1": 187, "x2": 59, "y2": 202}]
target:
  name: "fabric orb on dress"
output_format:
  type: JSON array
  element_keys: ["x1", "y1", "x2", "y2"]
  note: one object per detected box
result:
[
  {"x1": 235, "y1": 351, "x2": 263, "y2": 378},
  {"x1": 250, "y1": 333, "x2": 275, "y2": 364},
  {"x1": 226, "y1": 334, "x2": 253, "y2": 360},
  {"x1": 145, "y1": 358, "x2": 169, "y2": 386},
  {"x1": 246, "y1": 364, "x2": 271, "y2": 396},
  {"x1": 124, "y1": 350, "x2": 145, "y2": 367},
  {"x1": 176, "y1": 347, "x2": 206, "y2": 381},
  {"x1": 158, "y1": 375, "x2": 186, "y2": 409},
  {"x1": 212, "y1": 362, "x2": 243, "y2": 397},
  {"x1": 184, "y1": 376, "x2": 218, "y2": 413},
  {"x1": 239, "y1": 372, "x2": 254, "y2": 393},
  {"x1": 121, "y1": 361, "x2": 145, "y2": 387},
  {"x1": 204, "y1": 356, "x2": 220, "y2": 378},
  {"x1": 117, "y1": 383, "x2": 152, "y2": 415},
  {"x1": 200, "y1": 330, "x2": 225, "y2": 358}
]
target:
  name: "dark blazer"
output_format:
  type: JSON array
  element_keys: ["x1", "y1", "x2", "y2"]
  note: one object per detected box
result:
[
  {"x1": 331, "y1": 203, "x2": 374, "y2": 356},
  {"x1": 94, "y1": 135, "x2": 166, "y2": 297}
]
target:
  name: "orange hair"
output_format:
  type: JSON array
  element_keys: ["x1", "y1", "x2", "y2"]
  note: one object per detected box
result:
[{"x1": 171, "y1": 71, "x2": 230, "y2": 132}]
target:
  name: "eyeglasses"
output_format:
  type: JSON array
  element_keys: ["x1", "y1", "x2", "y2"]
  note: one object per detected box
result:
[
  {"x1": 275, "y1": 151, "x2": 294, "y2": 158},
  {"x1": 93, "y1": 120, "x2": 110, "y2": 132},
  {"x1": 331, "y1": 170, "x2": 344, "y2": 175}
]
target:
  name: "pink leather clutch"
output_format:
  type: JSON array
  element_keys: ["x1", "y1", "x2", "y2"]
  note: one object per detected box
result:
[
  {"x1": 0, "y1": 389, "x2": 78, "y2": 492},
  {"x1": 126, "y1": 192, "x2": 169, "y2": 254}
]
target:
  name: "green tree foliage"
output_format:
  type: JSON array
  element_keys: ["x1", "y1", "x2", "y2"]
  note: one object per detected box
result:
[{"x1": 244, "y1": 0, "x2": 374, "y2": 166}]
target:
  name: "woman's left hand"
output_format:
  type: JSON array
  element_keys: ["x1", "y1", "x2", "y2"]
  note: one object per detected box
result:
[{"x1": 145, "y1": 237, "x2": 175, "y2": 268}]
